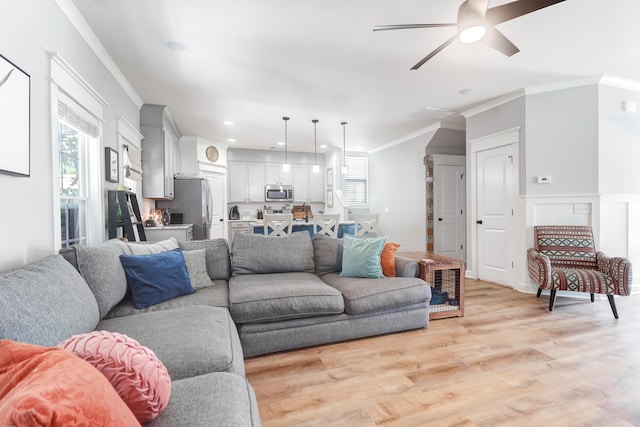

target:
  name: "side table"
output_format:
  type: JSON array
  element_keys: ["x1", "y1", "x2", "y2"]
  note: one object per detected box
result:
[{"x1": 398, "y1": 252, "x2": 465, "y2": 320}]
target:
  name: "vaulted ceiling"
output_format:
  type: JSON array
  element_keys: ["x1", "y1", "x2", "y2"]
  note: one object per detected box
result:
[{"x1": 71, "y1": 0, "x2": 640, "y2": 153}]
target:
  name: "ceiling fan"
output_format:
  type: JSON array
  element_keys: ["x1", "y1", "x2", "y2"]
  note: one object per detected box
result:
[{"x1": 373, "y1": 0, "x2": 566, "y2": 70}]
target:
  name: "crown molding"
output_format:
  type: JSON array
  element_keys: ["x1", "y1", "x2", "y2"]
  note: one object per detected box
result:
[
  {"x1": 369, "y1": 122, "x2": 442, "y2": 154},
  {"x1": 460, "y1": 89, "x2": 525, "y2": 119},
  {"x1": 54, "y1": 0, "x2": 143, "y2": 108}
]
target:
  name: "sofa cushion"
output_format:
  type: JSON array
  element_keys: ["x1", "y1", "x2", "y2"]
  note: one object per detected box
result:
[
  {"x1": 312, "y1": 234, "x2": 343, "y2": 275},
  {"x1": 73, "y1": 242, "x2": 129, "y2": 318},
  {"x1": 59, "y1": 331, "x2": 171, "y2": 423},
  {"x1": 179, "y1": 239, "x2": 231, "y2": 281},
  {"x1": 148, "y1": 372, "x2": 261, "y2": 427},
  {"x1": 0, "y1": 340, "x2": 139, "y2": 426},
  {"x1": 0, "y1": 255, "x2": 99, "y2": 346},
  {"x1": 321, "y1": 272, "x2": 431, "y2": 315},
  {"x1": 105, "y1": 280, "x2": 229, "y2": 318},
  {"x1": 120, "y1": 249, "x2": 195, "y2": 309},
  {"x1": 231, "y1": 232, "x2": 315, "y2": 275},
  {"x1": 122, "y1": 237, "x2": 180, "y2": 255},
  {"x1": 229, "y1": 272, "x2": 345, "y2": 323},
  {"x1": 340, "y1": 234, "x2": 387, "y2": 278},
  {"x1": 97, "y1": 306, "x2": 245, "y2": 380}
]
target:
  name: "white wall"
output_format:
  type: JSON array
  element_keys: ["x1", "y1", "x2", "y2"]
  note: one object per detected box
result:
[
  {"x1": 0, "y1": 1, "x2": 140, "y2": 271},
  {"x1": 369, "y1": 132, "x2": 435, "y2": 251}
]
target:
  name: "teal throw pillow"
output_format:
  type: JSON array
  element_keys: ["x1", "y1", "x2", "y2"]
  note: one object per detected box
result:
[
  {"x1": 340, "y1": 234, "x2": 387, "y2": 278},
  {"x1": 120, "y1": 249, "x2": 195, "y2": 309}
]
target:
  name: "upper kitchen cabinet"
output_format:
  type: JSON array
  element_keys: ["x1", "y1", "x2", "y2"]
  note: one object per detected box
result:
[
  {"x1": 140, "y1": 104, "x2": 182, "y2": 199},
  {"x1": 293, "y1": 164, "x2": 325, "y2": 203},
  {"x1": 228, "y1": 161, "x2": 265, "y2": 203},
  {"x1": 265, "y1": 163, "x2": 292, "y2": 186}
]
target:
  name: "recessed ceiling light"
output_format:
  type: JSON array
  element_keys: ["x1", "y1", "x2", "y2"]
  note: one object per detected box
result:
[
  {"x1": 227, "y1": 138, "x2": 236, "y2": 143},
  {"x1": 320, "y1": 144, "x2": 328, "y2": 149},
  {"x1": 459, "y1": 87, "x2": 477, "y2": 95},
  {"x1": 166, "y1": 41, "x2": 186, "y2": 51},
  {"x1": 277, "y1": 141, "x2": 285, "y2": 146},
  {"x1": 223, "y1": 121, "x2": 234, "y2": 126}
]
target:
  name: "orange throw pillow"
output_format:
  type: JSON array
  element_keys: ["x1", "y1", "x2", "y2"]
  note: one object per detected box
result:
[
  {"x1": 380, "y1": 242, "x2": 401, "y2": 277},
  {"x1": 0, "y1": 339, "x2": 140, "y2": 427}
]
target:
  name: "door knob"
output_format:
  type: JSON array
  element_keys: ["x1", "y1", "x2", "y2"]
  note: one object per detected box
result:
[
  {"x1": 476, "y1": 220, "x2": 483, "y2": 224},
  {"x1": 438, "y1": 217, "x2": 443, "y2": 221}
]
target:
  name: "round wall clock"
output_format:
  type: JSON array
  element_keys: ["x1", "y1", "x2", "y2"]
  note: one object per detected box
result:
[{"x1": 205, "y1": 145, "x2": 219, "y2": 162}]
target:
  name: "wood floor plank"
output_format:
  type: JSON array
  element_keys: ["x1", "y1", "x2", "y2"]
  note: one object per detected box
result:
[{"x1": 245, "y1": 279, "x2": 640, "y2": 426}]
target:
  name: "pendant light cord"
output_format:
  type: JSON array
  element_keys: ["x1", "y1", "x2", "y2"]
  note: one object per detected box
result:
[
  {"x1": 341, "y1": 121, "x2": 348, "y2": 171},
  {"x1": 312, "y1": 119, "x2": 319, "y2": 165},
  {"x1": 283, "y1": 116, "x2": 289, "y2": 165}
]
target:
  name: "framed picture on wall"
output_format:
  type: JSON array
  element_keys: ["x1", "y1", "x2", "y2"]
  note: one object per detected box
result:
[
  {"x1": 0, "y1": 53, "x2": 30, "y2": 177},
  {"x1": 327, "y1": 189, "x2": 333, "y2": 208},
  {"x1": 105, "y1": 147, "x2": 119, "y2": 182},
  {"x1": 327, "y1": 168, "x2": 333, "y2": 188}
]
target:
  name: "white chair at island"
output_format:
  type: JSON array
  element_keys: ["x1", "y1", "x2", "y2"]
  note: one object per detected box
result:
[
  {"x1": 354, "y1": 213, "x2": 379, "y2": 236},
  {"x1": 263, "y1": 213, "x2": 293, "y2": 236},
  {"x1": 313, "y1": 214, "x2": 340, "y2": 237}
]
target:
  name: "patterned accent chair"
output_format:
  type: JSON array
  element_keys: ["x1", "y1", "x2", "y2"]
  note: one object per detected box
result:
[{"x1": 527, "y1": 225, "x2": 632, "y2": 318}]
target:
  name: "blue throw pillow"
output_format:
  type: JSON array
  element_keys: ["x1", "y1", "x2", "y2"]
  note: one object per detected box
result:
[
  {"x1": 119, "y1": 249, "x2": 195, "y2": 309},
  {"x1": 340, "y1": 234, "x2": 387, "y2": 278}
]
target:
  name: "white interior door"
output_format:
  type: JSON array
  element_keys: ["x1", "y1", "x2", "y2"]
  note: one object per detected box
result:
[
  {"x1": 476, "y1": 144, "x2": 515, "y2": 285},
  {"x1": 202, "y1": 172, "x2": 225, "y2": 239},
  {"x1": 434, "y1": 156, "x2": 465, "y2": 260}
]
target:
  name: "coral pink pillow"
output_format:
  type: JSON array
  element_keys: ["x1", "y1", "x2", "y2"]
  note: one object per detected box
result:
[
  {"x1": 380, "y1": 242, "x2": 401, "y2": 277},
  {"x1": 60, "y1": 331, "x2": 171, "y2": 423},
  {"x1": 0, "y1": 339, "x2": 140, "y2": 426}
]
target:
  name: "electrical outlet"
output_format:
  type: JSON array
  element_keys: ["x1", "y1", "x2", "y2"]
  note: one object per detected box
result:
[{"x1": 573, "y1": 204, "x2": 591, "y2": 215}]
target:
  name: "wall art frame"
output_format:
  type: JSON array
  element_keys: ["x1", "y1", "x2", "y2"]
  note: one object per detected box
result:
[
  {"x1": 326, "y1": 168, "x2": 333, "y2": 188},
  {"x1": 105, "y1": 146, "x2": 119, "y2": 183},
  {"x1": 327, "y1": 189, "x2": 333, "y2": 208},
  {"x1": 0, "y1": 53, "x2": 30, "y2": 177}
]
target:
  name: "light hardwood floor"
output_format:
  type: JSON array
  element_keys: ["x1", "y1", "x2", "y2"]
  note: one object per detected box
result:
[{"x1": 244, "y1": 280, "x2": 640, "y2": 426}]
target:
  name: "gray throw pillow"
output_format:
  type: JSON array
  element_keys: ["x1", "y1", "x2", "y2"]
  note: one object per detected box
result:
[
  {"x1": 182, "y1": 249, "x2": 214, "y2": 289},
  {"x1": 312, "y1": 234, "x2": 343, "y2": 276}
]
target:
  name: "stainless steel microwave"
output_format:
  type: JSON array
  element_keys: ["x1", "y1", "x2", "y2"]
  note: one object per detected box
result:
[{"x1": 265, "y1": 184, "x2": 293, "y2": 202}]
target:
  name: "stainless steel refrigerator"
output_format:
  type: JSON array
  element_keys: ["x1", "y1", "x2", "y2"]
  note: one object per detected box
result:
[{"x1": 156, "y1": 178, "x2": 211, "y2": 240}]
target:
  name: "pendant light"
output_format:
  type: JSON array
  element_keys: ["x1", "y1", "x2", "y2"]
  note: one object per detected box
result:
[
  {"x1": 312, "y1": 119, "x2": 320, "y2": 173},
  {"x1": 341, "y1": 121, "x2": 348, "y2": 175},
  {"x1": 282, "y1": 116, "x2": 290, "y2": 172}
]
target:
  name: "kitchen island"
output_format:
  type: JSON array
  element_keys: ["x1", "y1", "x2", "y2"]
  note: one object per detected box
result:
[
  {"x1": 251, "y1": 220, "x2": 355, "y2": 237},
  {"x1": 144, "y1": 224, "x2": 194, "y2": 242}
]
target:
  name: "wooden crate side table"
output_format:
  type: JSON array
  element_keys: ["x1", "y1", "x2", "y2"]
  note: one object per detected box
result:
[{"x1": 398, "y1": 251, "x2": 465, "y2": 320}]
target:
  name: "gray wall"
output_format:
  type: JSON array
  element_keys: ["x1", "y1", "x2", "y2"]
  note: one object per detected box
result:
[
  {"x1": 525, "y1": 85, "x2": 599, "y2": 196},
  {"x1": 0, "y1": 1, "x2": 140, "y2": 271}
]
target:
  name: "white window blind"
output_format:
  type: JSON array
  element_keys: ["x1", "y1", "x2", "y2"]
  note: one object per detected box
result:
[
  {"x1": 57, "y1": 96, "x2": 99, "y2": 138},
  {"x1": 343, "y1": 155, "x2": 368, "y2": 206},
  {"x1": 123, "y1": 144, "x2": 143, "y2": 181}
]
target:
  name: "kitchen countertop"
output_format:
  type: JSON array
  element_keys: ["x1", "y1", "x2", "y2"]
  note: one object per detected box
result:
[
  {"x1": 144, "y1": 224, "x2": 193, "y2": 230},
  {"x1": 250, "y1": 220, "x2": 354, "y2": 226}
]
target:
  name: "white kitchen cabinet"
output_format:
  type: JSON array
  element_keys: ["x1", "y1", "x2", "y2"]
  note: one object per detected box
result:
[
  {"x1": 228, "y1": 161, "x2": 265, "y2": 203},
  {"x1": 144, "y1": 224, "x2": 193, "y2": 242},
  {"x1": 309, "y1": 167, "x2": 325, "y2": 202},
  {"x1": 265, "y1": 163, "x2": 292, "y2": 186},
  {"x1": 293, "y1": 165, "x2": 310, "y2": 202},
  {"x1": 140, "y1": 104, "x2": 182, "y2": 199}
]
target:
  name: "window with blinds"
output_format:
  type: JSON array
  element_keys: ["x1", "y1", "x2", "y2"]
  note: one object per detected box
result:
[{"x1": 343, "y1": 155, "x2": 368, "y2": 206}]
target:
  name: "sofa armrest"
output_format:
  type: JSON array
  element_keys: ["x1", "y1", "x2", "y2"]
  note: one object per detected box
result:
[
  {"x1": 395, "y1": 256, "x2": 420, "y2": 278},
  {"x1": 597, "y1": 252, "x2": 633, "y2": 295},
  {"x1": 527, "y1": 248, "x2": 551, "y2": 290}
]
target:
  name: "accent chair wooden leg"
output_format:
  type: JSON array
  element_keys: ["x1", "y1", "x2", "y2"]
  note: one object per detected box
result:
[
  {"x1": 607, "y1": 295, "x2": 619, "y2": 319},
  {"x1": 548, "y1": 290, "x2": 557, "y2": 311},
  {"x1": 536, "y1": 288, "x2": 542, "y2": 298},
  {"x1": 590, "y1": 293, "x2": 595, "y2": 302}
]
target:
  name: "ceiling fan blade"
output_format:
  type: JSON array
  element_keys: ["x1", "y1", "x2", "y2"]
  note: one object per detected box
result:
[
  {"x1": 373, "y1": 23, "x2": 456, "y2": 31},
  {"x1": 486, "y1": 0, "x2": 566, "y2": 25},
  {"x1": 483, "y1": 27, "x2": 520, "y2": 56},
  {"x1": 465, "y1": 0, "x2": 490, "y2": 17},
  {"x1": 411, "y1": 35, "x2": 457, "y2": 70}
]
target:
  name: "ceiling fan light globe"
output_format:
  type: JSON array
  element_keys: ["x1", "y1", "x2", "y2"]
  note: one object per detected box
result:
[{"x1": 459, "y1": 25, "x2": 486, "y2": 43}]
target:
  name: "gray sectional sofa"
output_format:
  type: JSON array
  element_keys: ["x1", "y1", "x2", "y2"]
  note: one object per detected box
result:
[{"x1": 0, "y1": 231, "x2": 431, "y2": 425}]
